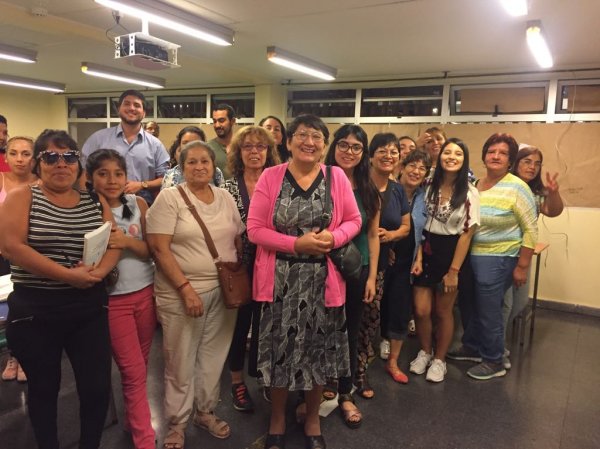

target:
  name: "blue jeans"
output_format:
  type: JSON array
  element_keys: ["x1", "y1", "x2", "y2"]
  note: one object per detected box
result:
[{"x1": 462, "y1": 255, "x2": 517, "y2": 363}]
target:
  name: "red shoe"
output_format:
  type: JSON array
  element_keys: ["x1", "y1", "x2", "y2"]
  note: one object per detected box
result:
[{"x1": 385, "y1": 364, "x2": 408, "y2": 384}]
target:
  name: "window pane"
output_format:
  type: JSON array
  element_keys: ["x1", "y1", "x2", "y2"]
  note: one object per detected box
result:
[
  {"x1": 557, "y1": 84, "x2": 600, "y2": 113},
  {"x1": 211, "y1": 94, "x2": 255, "y2": 119},
  {"x1": 288, "y1": 90, "x2": 356, "y2": 117},
  {"x1": 158, "y1": 95, "x2": 206, "y2": 118},
  {"x1": 68, "y1": 98, "x2": 106, "y2": 119},
  {"x1": 361, "y1": 99, "x2": 442, "y2": 117},
  {"x1": 452, "y1": 86, "x2": 546, "y2": 114}
]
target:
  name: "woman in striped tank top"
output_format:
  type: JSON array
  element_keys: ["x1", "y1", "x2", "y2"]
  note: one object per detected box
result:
[{"x1": 0, "y1": 130, "x2": 120, "y2": 449}]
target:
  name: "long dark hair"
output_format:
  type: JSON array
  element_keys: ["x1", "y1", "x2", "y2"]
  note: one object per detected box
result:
[
  {"x1": 259, "y1": 115, "x2": 290, "y2": 162},
  {"x1": 85, "y1": 149, "x2": 133, "y2": 220},
  {"x1": 511, "y1": 146, "x2": 545, "y2": 195},
  {"x1": 324, "y1": 124, "x2": 380, "y2": 221},
  {"x1": 428, "y1": 138, "x2": 470, "y2": 209}
]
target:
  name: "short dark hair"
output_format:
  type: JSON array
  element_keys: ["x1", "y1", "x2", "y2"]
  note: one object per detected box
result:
[
  {"x1": 0, "y1": 115, "x2": 7, "y2": 125},
  {"x1": 118, "y1": 90, "x2": 146, "y2": 111},
  {"x1": 286, "y1": 114, "x2": 329, "y2": 144},
  {"x1": 402, "y1": 149, "x2": 431, "y2": 168},
  {"x1": 33, "y1": 129, "x2": 82, "y2": 177},
  {"x1": 212, "y1": 103, "x2": 236, "y2": 120},
  {"x1": 482, "y1": 133, "x2": 519, "y2": 166},
  {"x1": 368, "y1": 133, "x2": 398, "y2": 157}
]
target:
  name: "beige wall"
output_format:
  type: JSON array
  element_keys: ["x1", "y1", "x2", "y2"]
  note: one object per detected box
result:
[
  {"x1": 1, "y1": 88, "x2": 598, "y2": 309},
  {"x1": 0, "y1": 87, "x2": 67, "y2": 139}
]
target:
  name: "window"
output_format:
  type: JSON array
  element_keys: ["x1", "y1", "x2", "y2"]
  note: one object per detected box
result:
[
  {"x1": 361, "y1": 86, "x2": 443, "y2": 117},
  {"x1": 288, "y1": 89, "x2": 356, "y2": 118},
  {"x1": 68, "y1": 98, "x2": 107, "y2": 119},
  {"x1": 158, "y1": 95, "x2": 207, "y2": 118},
  {"x1": 451, "y1": 84, "x2": 547, "y2": 115},
  {"x1": 210, "y1": 93, "x2": 255, "y2": 119},
  {"x1": 557, "y1": 82, "x2": 600, "y2": 113}
]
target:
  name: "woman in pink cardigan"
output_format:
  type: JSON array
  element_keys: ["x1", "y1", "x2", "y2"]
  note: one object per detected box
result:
[{"x1": 247, "y1": 115, "x2": 361, "y2": 449}]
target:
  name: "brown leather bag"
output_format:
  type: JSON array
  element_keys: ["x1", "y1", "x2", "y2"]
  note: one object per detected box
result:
[{"x1": 176, "y1": 185, "x2": 251, "y2": 309}]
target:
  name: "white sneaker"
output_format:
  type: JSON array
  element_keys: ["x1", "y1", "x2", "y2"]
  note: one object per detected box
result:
[
  {"x1": 426, "y1": 358, "x2": 447, "y2": 383},
  {"x1": 502, "y1": 348, "x2": 511, "y2": 370},
  {"x1": 409, "y1": 350, "x2": 432, "y2": 375},
  {"x1": 379, "y1": 339, "x2": 390, "y2": 360},
  {"x1": 408, "y1": 319, "x2": 416, "y2": 335}
]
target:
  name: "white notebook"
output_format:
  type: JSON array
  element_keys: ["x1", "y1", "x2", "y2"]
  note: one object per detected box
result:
[{"x1": 82, "y1": 221, "x2": 112, "y2": 266}]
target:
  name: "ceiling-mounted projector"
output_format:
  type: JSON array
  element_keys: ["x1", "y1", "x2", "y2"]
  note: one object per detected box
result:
[{"x1": 115, "y1": 32, "x2": 180, "y2": 70}]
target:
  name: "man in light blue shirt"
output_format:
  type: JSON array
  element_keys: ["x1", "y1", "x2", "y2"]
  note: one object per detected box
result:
[{"x1": 82, "y1": 89, "x2": 169, "y2": 205}]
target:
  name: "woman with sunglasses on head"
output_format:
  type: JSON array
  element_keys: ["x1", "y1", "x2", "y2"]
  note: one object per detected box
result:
[
  {"x1": 0, "y1": 136, "x2": 39, "y2": 383},
  {"x1": 356, "y1": 133, "x2": 410, "y2": 397},
  {"x1": 0, "y1": 130, "x2": 120, "y2": 449},
  {"x1": 248, "y1": 114, "x2": 361, "y2": 449},
  {"x1": 87, "y1": 149, "x2": 156, "y2": 449},
  {"x1": 410, "y1": 138, "x2": 479, "y2": 383},
  {"x1": 501, "y1": 144, "x2": 563, "y2": 368},
  {"x1": 323, "y1": 124, "x2": 380, "y2": 428}
]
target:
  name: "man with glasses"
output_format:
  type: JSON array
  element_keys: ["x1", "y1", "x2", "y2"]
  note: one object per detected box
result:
[
  {"x1": 208, "y1": 103, "x2": 236, "y2": 179},
  {"x1": 82, "y1": 89, "x2": 169, "y2": 205}
]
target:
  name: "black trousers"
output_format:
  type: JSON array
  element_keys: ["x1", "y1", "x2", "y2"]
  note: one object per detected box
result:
[
  {"x1": 227, "y1": 300, "x2": 261, "y2": 377},
  {"x1": 380, "y1": 262, "x2": 412, "y2": 341},
  {"x1": 338, "y1": 265, "x2": 368, "y2": 394},
  {"x1": 6, "y1": 284, "x2": 111, "y2": 449}
]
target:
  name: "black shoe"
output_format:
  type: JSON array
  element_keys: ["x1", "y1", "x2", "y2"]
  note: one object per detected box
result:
[
  {"x1": 231, "y1": 382, "x2": 254, "y2": 412},
  {"x1": 304, "y1": 435, "x2": 326, "y2": 449},
  {"x1": 265, "y1": 433, "x2": 285, "y2": 449}
]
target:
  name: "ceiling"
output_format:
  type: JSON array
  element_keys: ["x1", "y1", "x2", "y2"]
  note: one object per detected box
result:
[{"x1": 1, "y1": 0, "x2": 600, "y2": 93}]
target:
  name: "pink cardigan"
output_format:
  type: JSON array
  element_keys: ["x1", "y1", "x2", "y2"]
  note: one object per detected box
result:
[{"x1": 247, "y1": 163, "x2": 362, "y2": 307}]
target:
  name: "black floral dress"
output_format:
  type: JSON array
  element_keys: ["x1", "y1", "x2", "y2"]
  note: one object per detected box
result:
[{"x1": 256, "y1": 170, "x2": 350, "y2": 391}]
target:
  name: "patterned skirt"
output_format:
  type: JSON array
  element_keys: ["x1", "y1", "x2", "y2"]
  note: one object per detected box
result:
[{"x1": 256, "y1": 257, "x2": 350, "y2": 391}]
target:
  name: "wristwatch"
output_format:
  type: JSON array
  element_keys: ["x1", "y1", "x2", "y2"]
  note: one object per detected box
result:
[{"x1": 141, "y1": 181, "x2": 149, "y2": 189}]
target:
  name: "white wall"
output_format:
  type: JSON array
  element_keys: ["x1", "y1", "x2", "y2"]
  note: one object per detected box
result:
[{"x1": 0, "y1": 87, "x2": 67, "y2": 138}]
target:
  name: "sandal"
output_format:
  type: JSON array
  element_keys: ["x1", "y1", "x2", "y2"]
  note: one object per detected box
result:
[
  {"x1": 355, "y1": 375, "x2": 374, "y2": 399},
  {"x1": 163, "y1": 424, "x2": 185, "y2": 449},
  {"x1": 338, "y1": 393, "x2": 362, "y2": 429},
  {"x1": 193, "y1": 411, "x2": 231, "y2": 439},
  {"x1": 322, "y1": 378, "x2": 338, "y2": 401}
]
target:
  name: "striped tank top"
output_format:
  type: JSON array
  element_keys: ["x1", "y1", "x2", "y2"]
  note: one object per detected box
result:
[{"x1": 11, "y1": 185, "x2": 105, "y2": 289}]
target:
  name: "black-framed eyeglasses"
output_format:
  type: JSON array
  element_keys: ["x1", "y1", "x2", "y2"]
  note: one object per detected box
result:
[
  {"x1": 336, "y1": 141, "x2": 363, "y2": 155},
  {"x1": 37, "y1": 150, "x2": 80, "y2": 165}
]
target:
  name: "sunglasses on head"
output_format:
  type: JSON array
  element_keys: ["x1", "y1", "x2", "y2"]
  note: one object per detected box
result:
[{"x1": 37, "y1": 150, "x2": 80, "y2": 165}]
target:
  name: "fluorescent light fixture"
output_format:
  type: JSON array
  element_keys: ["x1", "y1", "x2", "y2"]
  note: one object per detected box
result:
[
  {"x1": 500, "y1": 0, "x2": 528, "y2": 16},
  {"x1": 81, "y1": 62, "x2": 166, "y2": 88},
  {"x1": 94, "y1": 0, "x2": 234, "y2": 46},
  {"x1": 526, "y1": 20, "x2": 553, "y2": 69},
  {"x1": 267, "y1": 46, "x2": 337, "y2": 81},
  {"x1": 0, "y1": 43, "x2": 37, "y2": 63},
  {"x1": 0, "y1": 74, "x2": 64, "y2": 93}
]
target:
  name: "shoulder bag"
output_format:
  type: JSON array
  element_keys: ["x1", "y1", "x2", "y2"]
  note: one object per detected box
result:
[
  {"x1": 323, "y1": 166, "x2": 363, "y2": 282},
  {"x1": 176, "y1": 185, "x2": 251, "y2": 308}
]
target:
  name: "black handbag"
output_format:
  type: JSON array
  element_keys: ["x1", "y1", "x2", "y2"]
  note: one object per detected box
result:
[{"x1": 323, "y1": 166, "x2": 363, "y2": 281}]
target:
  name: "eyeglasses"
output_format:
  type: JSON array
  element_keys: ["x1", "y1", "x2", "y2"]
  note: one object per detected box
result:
[
  {"x1": 293, "y1": 131, "x2": 324, "y2": 143},
  {"x1": 404, "y1": 162, "x2": 428, "y2": 174},
  {"x1": 37, "y1": 150, "x2": 80, "y2": 165},
  {"x1": 374, "y1": 147, "x2": 400, "y2": 158},
  {"x1": 336, "y1": 141, "x2": 363, "y2": 155},
  {"x1": 242, "y1": 143, "x2": 268, "y2": 152},
  {"x1": 520, "y1": 158, "x2": 542, "y2": 168}
]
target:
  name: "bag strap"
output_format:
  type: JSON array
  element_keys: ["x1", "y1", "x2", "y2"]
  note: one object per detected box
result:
[
  {"x1": 322, "y1": 165, "x2": 332, "y2": 230},
  {"x1": 176, "y1": 184, "x2": 220, "y2": 261}
]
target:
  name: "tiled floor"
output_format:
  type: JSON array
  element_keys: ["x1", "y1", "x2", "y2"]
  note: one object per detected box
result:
[{"x1": 1, "y1": 308, "x2": 599, "y2": 449}]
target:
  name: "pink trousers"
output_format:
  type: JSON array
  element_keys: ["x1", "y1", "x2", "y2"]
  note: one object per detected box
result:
[{"x1": 109, "y1": 284, "x2": 157, "y2": 449}]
